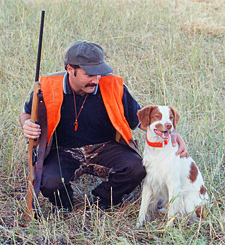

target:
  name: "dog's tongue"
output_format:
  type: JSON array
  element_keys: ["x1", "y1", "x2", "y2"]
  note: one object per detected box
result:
[{"x1": 154, "y1": 129, "x2": 169, "y2": 139}]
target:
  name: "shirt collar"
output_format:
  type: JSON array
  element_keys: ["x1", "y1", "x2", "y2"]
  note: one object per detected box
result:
[{"x1": 63, "y1": 72, "x2": 98, "y2": 95}]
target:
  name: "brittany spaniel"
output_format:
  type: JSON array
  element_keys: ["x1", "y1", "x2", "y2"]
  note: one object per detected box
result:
[{"x1": 136, "y1": 105, "x2": 209, "y2": 227}]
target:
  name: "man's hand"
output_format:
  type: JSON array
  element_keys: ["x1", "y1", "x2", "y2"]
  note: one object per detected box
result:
[
  {"x1": 23, "y1": 119, "x2": 41, "y2": 139},
  {"x1": 20, "y1": 110, "x2": 41, "y2": 139},
  {"x1": 171, "y1": 130, "x2": 188, "y2": 158}
]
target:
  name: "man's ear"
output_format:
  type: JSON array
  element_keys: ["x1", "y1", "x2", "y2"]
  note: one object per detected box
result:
[
  {"x1": 67, "y1": 64, "x2": 78, "y2": 76},
  {"x1": 168, "y1": 106, "x2": 180, "y2": 130},
  {"x1": 67, "y1": 65, "x2": 73, "y2": 75},
  {"x1": 137, "y1": 106, "x2": 156, "y2": 128}
]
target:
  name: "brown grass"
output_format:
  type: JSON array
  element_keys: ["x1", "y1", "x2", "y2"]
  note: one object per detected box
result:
[{"x1": 1, "y1": 0, "x2": 225, "y2": 244}]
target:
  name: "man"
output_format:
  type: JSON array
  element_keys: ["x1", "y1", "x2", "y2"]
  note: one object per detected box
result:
[{"x1": 20, "y1": 41, "x2": 187, "y2": 211}]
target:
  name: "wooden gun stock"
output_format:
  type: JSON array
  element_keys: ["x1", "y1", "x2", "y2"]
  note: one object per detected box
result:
[
  {"x1": 26, "y1": 10, "x2": 45, "y2": 222},
  {"x1": 26, "y1": 82, "x2": 41, "y2": 221}
]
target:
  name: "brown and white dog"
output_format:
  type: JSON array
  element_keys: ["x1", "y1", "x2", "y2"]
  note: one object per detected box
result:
[{"x1": 136, "y1": 105, "x2": 209, "y2": 227}]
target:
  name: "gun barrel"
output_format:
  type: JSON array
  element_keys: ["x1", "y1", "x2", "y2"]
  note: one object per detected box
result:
[
  {"x1": 26, "y1": 10, "x2": 45, "y2": 222},
  {"x1": 35, "y1": 10, "x2": 45, "y2": 82}
]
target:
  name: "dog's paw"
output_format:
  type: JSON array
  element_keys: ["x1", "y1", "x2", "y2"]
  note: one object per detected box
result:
[
  {"x1": 136, "y1": 220, "x2": 144, "y2": 228},
  {"x1": 136, "y1": 222, "x2": 143, "y2": 229}
]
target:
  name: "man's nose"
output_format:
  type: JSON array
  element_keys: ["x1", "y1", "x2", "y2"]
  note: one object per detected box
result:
[{"x1": 92, "y1": 75, "x2": 101, "y2": 84}]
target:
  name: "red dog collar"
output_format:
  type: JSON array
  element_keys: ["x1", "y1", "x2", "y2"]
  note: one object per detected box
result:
[{"x1": 146, "y1": 134, "x2": 170, "y2": 148}]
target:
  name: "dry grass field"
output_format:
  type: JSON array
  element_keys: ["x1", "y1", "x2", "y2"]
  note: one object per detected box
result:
[{"x1": 1, "y1": 0, "x2": 225, "y2": 244}]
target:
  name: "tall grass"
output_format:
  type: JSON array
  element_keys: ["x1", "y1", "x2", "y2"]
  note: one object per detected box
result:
[{"x1": 1, "y1": 0, "x2": 225, "y2": 243}]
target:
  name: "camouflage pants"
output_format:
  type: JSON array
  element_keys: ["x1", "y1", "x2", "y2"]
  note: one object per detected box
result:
[
  {"x1": 64, "y1": 141, "x2": 114, "y2": 180},
  {"x1": 40, "y1": 140, "x2": 145, "y2": 208}
]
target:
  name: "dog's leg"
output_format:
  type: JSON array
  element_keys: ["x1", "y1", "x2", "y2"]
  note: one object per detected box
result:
[
  {"x1": 183, "y1": 196, "x2": 199, "y2": 222},
  {"x1": 136, "y1": 178, "x2": 152, "y2": 227},
  {"x1": 167, "y1": 184, "x2": 183, "y2": 226},
  {"x1": 183, "y1": 192, "x2": 208, "y2": 222}
]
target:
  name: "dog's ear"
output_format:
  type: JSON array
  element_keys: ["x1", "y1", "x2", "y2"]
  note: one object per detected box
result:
[
  {"x1": 137, "y1": 106, "x2": 156, "y2": 128},
  {"x1": 168, "y1": 106, "x2": 180, "y2": 130}
]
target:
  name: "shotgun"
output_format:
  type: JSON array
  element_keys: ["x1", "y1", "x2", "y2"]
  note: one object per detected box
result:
[{"x1": 26, "y1": 10, "x2": 45, "y2": 221}]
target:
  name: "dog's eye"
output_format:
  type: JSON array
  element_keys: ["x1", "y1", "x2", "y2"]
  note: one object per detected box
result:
[{"x1": 170, "y1": 116, "x2": 173, "y2": 120}]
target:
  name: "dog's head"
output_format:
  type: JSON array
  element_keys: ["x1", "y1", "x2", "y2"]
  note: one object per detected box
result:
[{"x1": 137, "y1": 105, "x2": 180, "y2": 140}]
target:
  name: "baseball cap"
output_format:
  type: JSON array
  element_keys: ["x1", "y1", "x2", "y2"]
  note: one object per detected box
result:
[{"x1": 65, "y1": 41, "x2": 113, "y2": 75}]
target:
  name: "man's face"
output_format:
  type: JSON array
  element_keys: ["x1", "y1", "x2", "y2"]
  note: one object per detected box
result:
[{"x1": 67, "y1": 65, "x2": 101, "y2": 96}]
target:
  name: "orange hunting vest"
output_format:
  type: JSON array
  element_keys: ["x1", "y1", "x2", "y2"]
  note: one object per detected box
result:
[{"x1": 40, "y1": 74, "x2": 138, "y2": 152}]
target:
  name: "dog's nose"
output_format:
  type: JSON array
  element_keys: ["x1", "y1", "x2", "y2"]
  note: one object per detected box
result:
[{"x1": 165, "y1": 123, "x2": 172, "y2": 129}]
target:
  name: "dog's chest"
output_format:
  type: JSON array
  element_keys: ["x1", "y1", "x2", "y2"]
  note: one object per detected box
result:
[
  {"x1": 143, "y1": 143, "x2": 182, "y2": 183},
  {"x1": 143, "y1": 142, "x2": 177, "y2": 165}
]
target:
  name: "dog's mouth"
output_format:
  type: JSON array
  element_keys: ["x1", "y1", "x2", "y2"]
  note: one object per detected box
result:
[{"x1": 154, "y1": 129, "x2": 170, "y2": 139}]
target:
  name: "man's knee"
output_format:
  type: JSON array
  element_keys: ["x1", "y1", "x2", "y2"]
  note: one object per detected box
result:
[
  {"x1": 41, "y1": 173, "x2": 64, "y2": 195},
  {"x1": 130, "y1": 162, "x2": 146, "y2": 183},
  {"x1": 123, "y1": 154, "x2": 146, "y2": 182}
]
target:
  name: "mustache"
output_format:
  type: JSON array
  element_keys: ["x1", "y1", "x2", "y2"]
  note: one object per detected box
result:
[{"x1": 85, "y1": 83, "x2": 97, "y2": 88}]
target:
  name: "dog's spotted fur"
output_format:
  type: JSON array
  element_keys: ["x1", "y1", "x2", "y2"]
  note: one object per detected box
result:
[{"x1": 137, "y1": 105, "x2": 209, "y2": 227}]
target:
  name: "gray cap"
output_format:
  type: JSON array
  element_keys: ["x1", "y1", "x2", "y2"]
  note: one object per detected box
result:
[{"x1": 65, "y1": 41, "x2": 113, "y2": 75}]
